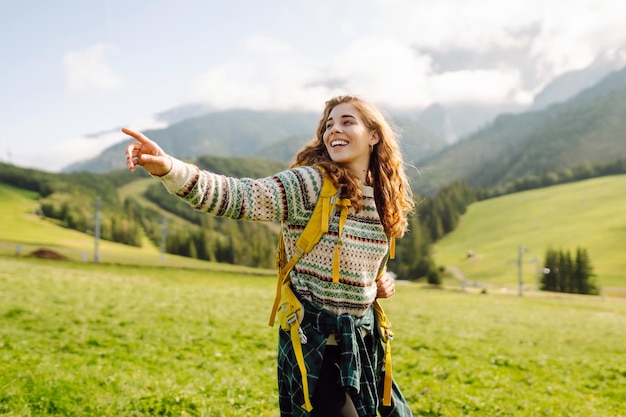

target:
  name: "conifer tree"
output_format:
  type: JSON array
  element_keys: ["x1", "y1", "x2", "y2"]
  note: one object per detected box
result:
[
  {"x1": 559, "y1": 250, "x2": 573, "y2": 293},
  {"x1": 542, "y1": 248, "x2": 558, "y2": 291},
  {"x1": 573, "y1": 247, "x2": 598, "y2": 295}
]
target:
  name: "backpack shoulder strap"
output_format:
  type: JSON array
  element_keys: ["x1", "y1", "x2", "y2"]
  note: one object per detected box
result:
[
  {"x1": 268, "y1": 168, "x2": 344, "y2": 326},
  {"x1": 373, "y1": 236, "x2": 396, "y2": 406}
]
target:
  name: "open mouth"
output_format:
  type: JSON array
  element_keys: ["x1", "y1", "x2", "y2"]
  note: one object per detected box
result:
[{"x1": 331, "y1": 140, "x2": 349, "y2": 147}]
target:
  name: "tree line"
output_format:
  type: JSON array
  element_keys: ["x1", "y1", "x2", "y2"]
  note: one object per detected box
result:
[
  {"x1": 0, "y1": 157, "x2": 608, "y2": 293},
  {"x1": 141, "y1": 180, "x2": 277, "y2": 268},
  {"x1": 542, "y1": 247, "x2": 598, "y2": 295},
  {"x1": 476, "y1": 158, "x2": 626, "y2": 200}
]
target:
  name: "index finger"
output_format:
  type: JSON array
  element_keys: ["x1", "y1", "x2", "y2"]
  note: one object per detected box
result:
[{"x1": 121, "y1": 127, "x2": 150, "y2": 144}]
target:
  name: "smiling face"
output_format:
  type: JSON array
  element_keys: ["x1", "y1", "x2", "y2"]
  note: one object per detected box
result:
[{"x1": 322, "y1": 103, "x2": 379, "y2": 180}]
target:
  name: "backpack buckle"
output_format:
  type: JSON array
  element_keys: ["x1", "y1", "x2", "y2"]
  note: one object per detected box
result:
[
  {"x1": 286, "y1": 312, "x2": 298, "y2": 325},
  {"x1": 293, "y1": 247, "x2": 305, "y2": 259}
]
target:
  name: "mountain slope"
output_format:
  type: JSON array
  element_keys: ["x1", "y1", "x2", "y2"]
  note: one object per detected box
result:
[
  {"x1": 472, "y1": 89, "x2": 626, "y2": 186},
  {"x1": 417, "y1": 66, "x2": 626, "y2": 193},
  {"x1": 65, "y1": 109, "x2": 445, "y2": 173},
  {"x1": 433, "y1": 174, "x2": 626, "y2": 294},
  {"x1": 530, "y1": 58, "x2": 625, "y2": 110},
  {"x1": 65, "y1": 109, "x2": 320, "y2": 173},
  {"x1": 255, "y1": 115, "x2": 445, "y2": 164}
]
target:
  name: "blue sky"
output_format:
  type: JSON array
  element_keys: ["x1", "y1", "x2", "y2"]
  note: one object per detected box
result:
[{"x1": 1, "y1": 0, "x2": 625, "y2": 171}]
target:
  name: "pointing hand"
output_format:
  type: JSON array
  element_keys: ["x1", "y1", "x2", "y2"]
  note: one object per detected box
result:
[{"x1": 123, "y1": 128, "x2": 172, "y2": 176}]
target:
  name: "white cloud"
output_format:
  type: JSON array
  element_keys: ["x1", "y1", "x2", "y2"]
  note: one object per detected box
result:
[
  {"x1": 18, "y1": 113, "x2": 168, "y2": 172},
  {"x1": 163, "y1": 1, "x2": 626, "y2": 114},
  {"x1": 63, "y1": 43, "x2": 124, "y2": 94},
  {"x1": 124, "y1": 113, "x2": 169, "y2": 133},
  {"x1": 188, "y1": 35, "x2": 339, "y2": 111},
  {"x1": 371, "y1": 0, "x2": 626, "y2": 90},
  {"x1": 328, "y1": 36, "x2": 434, "y2": 108},
  {"x1": 431, "y1": 67, "x2": 526, "y2": 104},
  {"x1": 529, "y1": 0, "x2": 626, "y2": 79},
  {"x1": 15, "y1": 131, "x2": 121, "y2": 172},
  {"x1": 375, "y1": 0, "x2": 540, "y2": 52},
  {"x1": 77, "y1": 2, "x2": 626, "y2": 120},
  {"x1": 187, "y1": 32, "x2": 530, "y2": 110}
]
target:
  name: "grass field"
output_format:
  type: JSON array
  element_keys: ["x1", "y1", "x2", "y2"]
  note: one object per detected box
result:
[
  {"x1": 1, "y1": 177, "x2": 626, "y2": 415},
  {"x1": 433, "y1": 175, "x2": 626, "y2": 296},
  {"x1": 1, "y1": 256, "x2": 625, "y2": 416},
  {"x1": 0, "y1": 182, "x2": 272, "y2": 275}
]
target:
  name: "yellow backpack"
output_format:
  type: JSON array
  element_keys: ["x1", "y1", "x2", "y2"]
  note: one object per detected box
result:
[{"x1": 268, "y1": 169, "x2": 396, "y2": 411}]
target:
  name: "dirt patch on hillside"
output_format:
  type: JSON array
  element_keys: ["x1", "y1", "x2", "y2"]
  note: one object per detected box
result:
[{"x1": 29, "y1": 248, "x2": 68, "y2": 261}]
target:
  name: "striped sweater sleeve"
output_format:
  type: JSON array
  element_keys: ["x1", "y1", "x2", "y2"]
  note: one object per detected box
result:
[{"x1": 157, "y1": 157, "x2": 323, "y2": 224}]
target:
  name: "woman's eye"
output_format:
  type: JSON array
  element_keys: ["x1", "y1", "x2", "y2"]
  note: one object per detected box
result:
[{"x1": 326, "y1": 123, "x2": 333, "y2": 130}]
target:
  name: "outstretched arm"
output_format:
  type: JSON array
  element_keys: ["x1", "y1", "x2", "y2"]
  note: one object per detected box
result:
[
  {"x1": 123, "y1": 128, "x2": 173, "y2": 176},
  {"x1": 122, "y1": 127, "x2": 323, "y2": 224}
]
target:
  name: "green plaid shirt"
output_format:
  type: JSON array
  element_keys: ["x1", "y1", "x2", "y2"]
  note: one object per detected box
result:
[{"x1": 277, "y1": 297, "x2": 413, "y2": 417}]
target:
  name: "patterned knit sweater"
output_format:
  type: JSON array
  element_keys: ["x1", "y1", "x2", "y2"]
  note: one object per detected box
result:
[{"x1": 159, "y1": 158, "x2": 390, "y2": 317}]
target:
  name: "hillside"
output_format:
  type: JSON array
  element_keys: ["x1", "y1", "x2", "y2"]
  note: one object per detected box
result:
[
  {"x1": 64, "y1": 109, "x2": 319, "y2": 173},
  {"x1": 255, "y1": 115, "x2": 444, "y2": 164},
  {"x1": 416, "y1": 66, "x2": 626, "y2": 194},
  {"x1": 0, "y1": 156, "x2": 288, "y2": 270},
  {"x1": 0, "y1": 181, "x2": 159, "y2": 261},
  {"x1": 530, "y1": 56, "x2": 625, "y2": 111},
  {"x1": 0, "y1": 181, "x2": 273, "y2": 275},
  {"x1": 65, "y1": 109, "x2": 446, "y2": 173},
  {"x1": 432, "y1": 174, "x2": 626, "y2": 296}
]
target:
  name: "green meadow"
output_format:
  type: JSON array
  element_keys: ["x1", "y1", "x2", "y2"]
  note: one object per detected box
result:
[
  {"x1": 433, "y1": 175, "x2": 626, "y2": 297},
  {"x1": 1, "y1": 177, "x2": 626, "y2": 415},
  {"x1": 1, "y1": 257, "x2": 625, "y2": 416}
]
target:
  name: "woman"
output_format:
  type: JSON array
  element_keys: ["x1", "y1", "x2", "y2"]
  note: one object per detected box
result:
[{"x1": 124, "y1": 95, "x2": 414, "y2": 417}]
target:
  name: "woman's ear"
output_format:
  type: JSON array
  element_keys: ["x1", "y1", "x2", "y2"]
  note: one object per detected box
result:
[{"x1": 370, "y1": 132, "x2": 381, "y2": 146}]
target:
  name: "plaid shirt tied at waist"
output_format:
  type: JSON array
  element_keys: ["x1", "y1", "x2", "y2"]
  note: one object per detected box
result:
[{"x1": 277, "y1": 297, "x2": 413, "y2": 417}]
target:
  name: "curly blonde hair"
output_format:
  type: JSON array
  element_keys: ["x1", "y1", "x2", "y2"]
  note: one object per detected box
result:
[{"x1": 292, "y1": 95, "x2": 414, "y2": 237}]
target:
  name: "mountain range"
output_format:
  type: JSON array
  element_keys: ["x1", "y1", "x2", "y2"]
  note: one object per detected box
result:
[
  {"x1": 417, "y1": 65, "x2": 626, "y2": 193},
  {"x1": 64, "y1": 109, "x2": 446, "y2": 173},
  {"x1": 65, "y1": 62, "x2": 626, "y2": 195}
]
